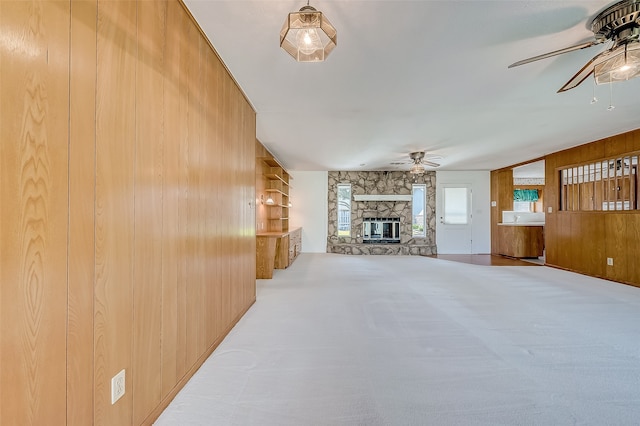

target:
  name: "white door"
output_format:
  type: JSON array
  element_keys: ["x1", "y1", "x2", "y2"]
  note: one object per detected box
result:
[{"x1": 436, "y1": 184, "x2": 472, "y2": 254}]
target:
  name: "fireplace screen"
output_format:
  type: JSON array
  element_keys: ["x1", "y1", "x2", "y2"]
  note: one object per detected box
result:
[{"x1": 362, "y1": 217, "x2": 400, "y2": 243}]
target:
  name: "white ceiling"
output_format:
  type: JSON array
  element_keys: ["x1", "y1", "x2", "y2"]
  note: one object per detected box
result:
[
  {"x1": 513, "y1": 160, "x2": 545, "y2": 178},
  {"x1": 184, "y1": 0, "x2": 640, "y2": 172}
]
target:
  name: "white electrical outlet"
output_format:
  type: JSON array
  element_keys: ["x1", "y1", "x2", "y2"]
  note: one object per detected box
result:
[
  {"x1": 111, "y1": 369, "x2": 125, "y2": 404},
  {"x1": 607, "y1": 258, "x2": 614, "y2": 266}
]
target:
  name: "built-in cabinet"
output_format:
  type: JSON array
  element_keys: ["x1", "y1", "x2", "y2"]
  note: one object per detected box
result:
[
  {"x1": 496, "y1": 225, "x2": 544, "y2": 258},
  {"x1": 256, "y1": 142, "x2": 302, "y2": 278}
]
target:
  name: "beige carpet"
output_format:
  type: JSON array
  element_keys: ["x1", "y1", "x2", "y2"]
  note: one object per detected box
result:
[{"x1": 156, "y1": 253, "x2": 640, "y2": 425}]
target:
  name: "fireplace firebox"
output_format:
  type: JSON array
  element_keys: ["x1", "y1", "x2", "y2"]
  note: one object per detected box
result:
[{"x1": 362, "y1": 217, "x2": 400, "y2": 244}]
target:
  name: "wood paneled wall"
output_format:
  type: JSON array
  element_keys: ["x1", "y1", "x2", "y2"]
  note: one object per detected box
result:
[
  {"x1": 1, "y1": 1, "x2": 257, "y2": 425},
  {"x1": 545, "y1": 129, "x2": 640, "y2": 287},
  {"x1": 490, "y1": 169, "x2": 513, "y2": 255}
]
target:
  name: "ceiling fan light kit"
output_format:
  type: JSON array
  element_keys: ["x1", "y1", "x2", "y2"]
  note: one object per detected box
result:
[
  {"x1": 594, "y1": 41, "x2": 640, "y2": 84},
  {"x1": 509, "y1": 0, "x2": 640, "y2": 92},
  {"x1": 280, "y1": 2, "x2": 337, "y2": 62},
  {"x1": 409, "y1": 151, "x2": 439, "y2": 174}
]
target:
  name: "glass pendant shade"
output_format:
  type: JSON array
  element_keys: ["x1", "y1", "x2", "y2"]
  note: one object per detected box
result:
[
  {"x1": 280, "y1": 5, "x2": 337, "y2": 62},
  {"x1": 594, "y1": 42, "x2": 640, "y2": 84},
  {"x1": 410, "y1": 164, "x2": 425, "y2": 175}
]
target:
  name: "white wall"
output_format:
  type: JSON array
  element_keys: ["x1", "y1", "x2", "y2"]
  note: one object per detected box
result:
[
  {"x1": 289, "y1": 171, "x2": 328, "y2": 253},
  {"x1": 435, "y1": 171, "x2": 491, "y2": 254}
]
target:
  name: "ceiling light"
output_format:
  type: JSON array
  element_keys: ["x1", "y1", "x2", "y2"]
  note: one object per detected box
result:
[
  {"x1": 410, "y1": 164, "x2": 425, "y2": 175},
  {"x1": 594, "y1": 41, "x2": 640, "y2": 85},
  {"x1": 280, "y1": 2, "x2": 337, "y2": 62}
]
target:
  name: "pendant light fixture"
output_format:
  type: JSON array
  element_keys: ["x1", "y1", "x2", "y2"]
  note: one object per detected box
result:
[{"x1": 280, "y1": 1, "x2": 337, "y2": 62}]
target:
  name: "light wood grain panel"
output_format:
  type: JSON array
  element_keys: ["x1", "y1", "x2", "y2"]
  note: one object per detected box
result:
[
  {"x1": 160, "y1": 0, "x2": 183, "y2": 398},
  {"x1": 556, "y1": 213, "x2": 573, "y2": 268},
  {"x1": 490, "y1": 171, "x2": 499, "y2": 254},
  {"x1": 0, "y1": 1, "x2": 70, "y2": 424},
  {"x1": 580, "y1": 213, "x2": 605, "y2": 278},
  {"x1": 133, "y1": 1, "x2": 166, "y2": 423},
  {"x1": 243, "y1": 114, "x2": 257, "y2": 312},
  {"x1": 174, "y1": 2, "x2": 194, "y2": 382},
  {"x1": 185, "y1": 29, "x2": 202, "y2": 368},
  {"x1": 220, "y1": 72, "x2": 235, "y2": 334},
  {"x1": 68, "y1": 1, "x2": 97, "y2": 424},
  {"x1": 627, "y1": 214, "x2": 640, "y2": 285},
  {"x1": 200, "y1": 42, "x2": 217, "y2": 346},
  {"x1": 543, "y1": 157, "x2": 558, "y2": 266},
  {"x1": 94, "y1": 1, "x2": 136, "y2": 424},
  {"x1": 490, "y1": 169, "x2": 513, "y2": 256},
  {"x1": 605, "y1": 213, "x2": 628, "y2": 282}
]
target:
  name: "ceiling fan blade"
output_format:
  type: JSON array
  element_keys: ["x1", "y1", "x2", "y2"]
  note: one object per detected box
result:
[
  {"x1": 423, "y1": 160, "x2": 440, "y2": 168},
  {"x1": 557, "y1": 48, "x2": 616, "y2": 92},
  {"x1": 508, "y1": 40, "x2": 601, "y2": 68}
]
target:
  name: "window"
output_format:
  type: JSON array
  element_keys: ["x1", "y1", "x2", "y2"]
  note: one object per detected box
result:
[
  {"x1": 412, "y1": 184, "x2": 426, "y2": 237},
  {"x1": 337, "y1": 184, "x2": 351, "y2": 236},
  {"x1": 443, "y1": 187, "x2": 468, "y2": 224},
  {"x1": 513, "y1": 202, "x2": 532, "y2": 212},
  {"x1": 513, "y1": 189, "x2": 539, "y2": 212}
]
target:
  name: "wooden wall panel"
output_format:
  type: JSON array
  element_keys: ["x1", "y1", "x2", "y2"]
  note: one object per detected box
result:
[
  {"x1": 160, "y1": 0, "x2": 183, "y2": 398},
  {"x1": 0, "y1": 2, "x2": 70, "y2": 424},
  {"x1": 243, "y1": 104, "x2": 257, "y2": 315},
  {"x1": 200, "y1": 43, "x2": 218, "y2": 347},
  {"x1": 68, "y1": 1, "x2": 97, "y2": 424},
  {"x1": 580, "y1": 213, "x2": 605, "y2": 278},
  {"x1": 94, "y1": 1, "x2": 137, "y2": 424},
  {"x1": 605, "y1": 214, "x2": 628, "y2": 282},
  {"x1": 175, "y1": 3, "x2": 195, "y2": 383},
  {"x1": 185, "y1": 27, "x2": 202, "y2": 370},
  {"x1": 490, "y1": 169, "x2": 513, "y2": 256},
  {"x1": 220, "y1": 71, "x2": 235, "y2": 337},
  {"x1": 133, "y1": 1, "x2": 166, "y2": 424},
  {"x1": 627, "y1": 214, "x2": 640, "y2": 284}
]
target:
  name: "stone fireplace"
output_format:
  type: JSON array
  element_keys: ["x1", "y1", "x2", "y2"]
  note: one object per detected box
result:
[{"x1": 327, "y1": 171, "x2": 437, "y2": 255}]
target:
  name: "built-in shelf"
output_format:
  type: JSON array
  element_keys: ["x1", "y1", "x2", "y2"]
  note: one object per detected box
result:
[
  {"x1": 265, "y1": 188, "x2": 287, "y2": 196},
  {"x1": 353, "y1": 194, "x2": 412, "y2": 201}
]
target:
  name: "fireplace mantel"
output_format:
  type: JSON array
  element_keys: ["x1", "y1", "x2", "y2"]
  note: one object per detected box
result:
[{"x1": 353, "y1": 194, "x2": 412, "y2": 201}]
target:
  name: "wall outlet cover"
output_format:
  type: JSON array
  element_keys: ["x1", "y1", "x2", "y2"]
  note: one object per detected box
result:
[{"x1": 111, "y1": 369, "x2": 125, "y2": 404}]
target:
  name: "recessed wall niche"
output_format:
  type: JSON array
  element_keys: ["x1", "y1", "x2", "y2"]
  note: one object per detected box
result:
[{"x1": 327, "y1": 171, "x2": 437, "y2": 255}]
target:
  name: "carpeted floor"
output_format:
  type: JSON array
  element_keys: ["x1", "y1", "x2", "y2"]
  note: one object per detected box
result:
[{"x1": 155, "y1": 253, "x2": 640, "y2": 426}]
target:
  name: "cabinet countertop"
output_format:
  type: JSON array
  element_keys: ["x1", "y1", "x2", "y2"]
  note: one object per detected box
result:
[
  {"x1": 257, "y1": 227, "x2": 301, "y2": 238},
  {"x1": 497, "y1": 222, "x2": 545, "y2": 227}
]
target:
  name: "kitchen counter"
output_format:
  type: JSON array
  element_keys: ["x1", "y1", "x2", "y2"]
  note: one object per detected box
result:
[{"x1": 498, "y1": 222, "x2": 545, "y2": 226}]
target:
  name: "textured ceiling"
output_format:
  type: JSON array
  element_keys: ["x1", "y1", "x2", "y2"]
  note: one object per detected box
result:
[{"x1": 184, "y1": 0, "x2": 640, "y2": 172}]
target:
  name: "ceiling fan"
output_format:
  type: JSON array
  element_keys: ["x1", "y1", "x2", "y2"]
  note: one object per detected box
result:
[
  {"x1": 509, "y1": 0, "x2": 640, "y2": 92},
  {"x1": 409, "y1": 151, "x2": 440, "y2": 174}
]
